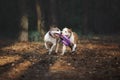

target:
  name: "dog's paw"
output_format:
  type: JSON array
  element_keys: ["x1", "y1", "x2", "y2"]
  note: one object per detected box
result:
[
  {"x1": 60, "y1": 53, "x2": 64, "y2": 56},
  {"x1": 55, "y1": 51, "x2": 58, "y2": 53},
  {"x1": 71, "y1": 51, "x2": 76, "y2": 54},
  {"x1": 46, "y1": 48, "x2": 49, "y2": 50},
  {"x1": 48, "y1": 51, "x2": 52, "y2": 55}
]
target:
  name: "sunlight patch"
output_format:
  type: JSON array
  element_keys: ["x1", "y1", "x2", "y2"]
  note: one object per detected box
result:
[
  {"x1": 49, "y1": 59, "x2": 75, "y2": 72},
  {"x1": 0, "y1": 60, "x2": 32, "y2": 79},
  {"x1": 0, "y1": 55, "x2": 21, "y2": 66}
]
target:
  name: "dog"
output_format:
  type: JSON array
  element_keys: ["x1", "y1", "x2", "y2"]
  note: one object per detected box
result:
[
  {"x1": 44, "y1": 26, "x2": 61, "y2": 54},
  {"x1": 61, "y1": 27, "x2": 79, "y2": 55}
]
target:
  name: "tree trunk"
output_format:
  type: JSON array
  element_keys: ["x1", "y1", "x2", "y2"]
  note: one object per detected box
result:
[
  {"x1": 49, "y1": 0, "x2": 58, "y2": 25},
  {"x1": 35, "y1": 0, "x2": 45, "y2": 39},
  {"x1": 18, "y1": 0, "x2": 28, "y2": 41},
  {"x1": 82, "y1": 0, "x2": 89, "y2": 34}
]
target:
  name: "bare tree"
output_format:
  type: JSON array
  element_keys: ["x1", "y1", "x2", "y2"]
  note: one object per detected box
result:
[
  {"x1": 18, "y1": 0, "x2": 28, "y2": 41},
  {"x1": 49, "y1": 0, "x2": 58, "y2": 25},
  {"x1": 83, "y1": 0, "x2": 89, "y2": 34},
  {"x1": 35, "y1": 0, "x2": 45, "y2": 39}
]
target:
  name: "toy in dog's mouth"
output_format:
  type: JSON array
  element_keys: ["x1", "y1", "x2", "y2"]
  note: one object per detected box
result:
[
  {"x1": 65, "y1": 35, "x2": 69, "y2": 38},
  {"x1": 58, "y1": 34, "x2": 71, "y2": 46}
]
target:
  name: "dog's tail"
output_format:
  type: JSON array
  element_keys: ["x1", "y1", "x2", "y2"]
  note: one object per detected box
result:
[
  {"x1": 77, "y1": 39, "x2": 81, "y2": 44},
  {"x1": 73, "y1": 32, "x2": 80, "y2": 44}
]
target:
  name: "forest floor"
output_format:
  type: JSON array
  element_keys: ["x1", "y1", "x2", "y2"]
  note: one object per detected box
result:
[{"x1": 0, "y1": 35, "x2": 120, "y2": 80}]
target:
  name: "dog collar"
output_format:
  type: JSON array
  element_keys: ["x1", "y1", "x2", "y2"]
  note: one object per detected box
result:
[{"x1": 49, "y1": 31, "x2": 55, "y2": 38}]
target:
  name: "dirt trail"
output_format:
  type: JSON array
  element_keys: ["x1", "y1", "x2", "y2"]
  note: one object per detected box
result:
[{"x1": 0, "y1": 36, "x2": 120, "y2": 80}]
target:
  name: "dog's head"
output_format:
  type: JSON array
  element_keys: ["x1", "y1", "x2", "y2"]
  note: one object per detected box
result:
[
  {"x1": 62, "y1": 27, "x2": 72, "y2": 38},
  {"x1": 49, "y1": 26, "x2": 61, "y2": 38}
]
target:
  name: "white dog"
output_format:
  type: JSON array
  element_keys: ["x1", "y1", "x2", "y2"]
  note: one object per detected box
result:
[
  {"x1": 61, "y1": 27, "x2": 79, "y2": 55},
  {"x1": 44, "y1": 26, "x2": 61, "y2": 54}
]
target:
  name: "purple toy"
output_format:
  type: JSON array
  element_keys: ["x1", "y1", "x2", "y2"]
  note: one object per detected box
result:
[{"x1": 58, "y1": 34, "x2": 71, "y2": 46}]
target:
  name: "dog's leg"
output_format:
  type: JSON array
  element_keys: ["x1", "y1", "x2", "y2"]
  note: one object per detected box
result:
[
  {"x1": 72, "y1": 44, "x2": 76, "y2": 53},
  {"x1": 44, "y1": 42, "x2": 49, "y2": 49},
  {"x1": 55, "y1": 43, "x2": 59, "y2": 53},
  {"x1": 49, "y1": 43, "x2": 56, "y2": 54},
  {"x1": 61, "y1": 44, "x2": 66, "y2": 55}
]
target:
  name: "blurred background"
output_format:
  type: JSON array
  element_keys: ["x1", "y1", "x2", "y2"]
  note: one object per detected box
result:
[{"x1": 0, "y1": 0, "x2": 120, "y2": 41}]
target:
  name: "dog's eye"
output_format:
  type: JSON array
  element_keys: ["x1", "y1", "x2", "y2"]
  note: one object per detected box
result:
[{"x1": 57, "y1": 30, "x2": 59, "y2": 31}]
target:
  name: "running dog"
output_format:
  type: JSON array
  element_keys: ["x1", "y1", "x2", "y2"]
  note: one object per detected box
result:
[
  {"x1": 44, "y1": 26, "x2": 61, "y2": 54},
  {"x1": 61, "y1": 27, "x2": 79, "y2": 55}
]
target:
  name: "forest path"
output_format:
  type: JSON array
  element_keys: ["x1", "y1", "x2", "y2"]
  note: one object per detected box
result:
[{"x1": 0, "y1": 36, "x2": 120, "y2": 80}]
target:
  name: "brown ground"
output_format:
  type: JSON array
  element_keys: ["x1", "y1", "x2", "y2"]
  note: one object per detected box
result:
[{"x1": 0, "y1": 35, "x2": 120, "y2": 80}]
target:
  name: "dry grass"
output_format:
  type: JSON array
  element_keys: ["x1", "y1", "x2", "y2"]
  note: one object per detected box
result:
[{"x1": 0, "y1": 35, "x2": 120, "y2": 80}]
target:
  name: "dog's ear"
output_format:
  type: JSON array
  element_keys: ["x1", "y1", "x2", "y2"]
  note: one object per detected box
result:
[
  {"x1": 69, "y1": 27, "x2": 72, "y2": 31},
  {"x1": 68, "y1": 28, "x2": 72, "y2": 33},
  {"x1": 50, "y1": 25, "x2": 57, "y2": 28},
  {"x1": 49, "y1": 25, "x2": 54, "y2": 30},
  {"x1": 50, "y1": 25, "x2": 53, "y2": 29}
]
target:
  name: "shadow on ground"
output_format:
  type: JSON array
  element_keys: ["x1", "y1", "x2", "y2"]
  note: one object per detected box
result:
[{"x1": 0, "y1": 36, "x2": 120, "y2": 80}]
